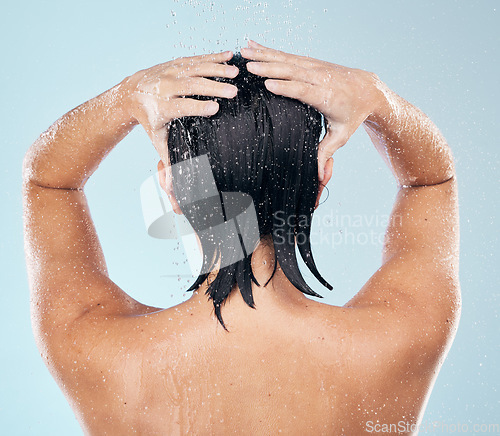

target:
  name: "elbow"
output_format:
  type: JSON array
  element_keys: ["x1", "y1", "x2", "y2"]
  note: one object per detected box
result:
[
  {"x1": 23, "y1": 133, "x2": 49, "y2": 184},
  {"x1": 22, "y1": 139, "x2": 82, "y2": 190},
  {"x1": 22, "y1": 144, "x2": 38, "y2": 185},
  {"x1": 22, "y1": 144, "x2": 47, "y2": 189},
  {"x1": 438, "y1": 141, "x2": 457, "y2": 185},
  {"x1": 443, "y1": 153, "x2": 457, "y2": 184}
]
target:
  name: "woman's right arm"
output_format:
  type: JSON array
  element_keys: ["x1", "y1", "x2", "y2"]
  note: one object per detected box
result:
[
  {"x1": 241, "y1": 41, "x2": 461, "y2": 339},
  {"x1": 363, "y1": 82, "x2": 454, "y2": 187}
]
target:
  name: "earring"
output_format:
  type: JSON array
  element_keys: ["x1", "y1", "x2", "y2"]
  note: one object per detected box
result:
[{"x1": 318, "y1": 185, "x2": 330, "y2": 206}]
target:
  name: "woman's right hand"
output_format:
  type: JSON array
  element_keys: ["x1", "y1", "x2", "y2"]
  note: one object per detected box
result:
[
  {"x1": 241, "y1": 41, "x2": 383, "y2": 181},
  {"x1": 119, "y1": 51, "x2": 239, "y2": 163}
]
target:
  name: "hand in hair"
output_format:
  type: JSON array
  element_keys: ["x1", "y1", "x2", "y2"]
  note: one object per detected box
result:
[
  {"x1": 241, "y1": 41, "x2": 381, "y2": 182},
  {"x1": 121, "y1": 51, "x2": 239, "y2": 162}
]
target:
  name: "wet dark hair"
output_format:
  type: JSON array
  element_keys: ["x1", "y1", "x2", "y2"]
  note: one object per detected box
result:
[{"x1": 167, "y1": 53, "x2": 332, "y2": 329}]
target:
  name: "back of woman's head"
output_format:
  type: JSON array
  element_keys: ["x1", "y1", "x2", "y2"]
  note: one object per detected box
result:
[{"x1": 167, "y1": 53, "x2": 332, "y2": 329}]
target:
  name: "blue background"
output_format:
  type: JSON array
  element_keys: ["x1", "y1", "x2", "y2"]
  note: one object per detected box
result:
[{"x1": 1, "y1": 0, "x2": 498, "y2": 433}]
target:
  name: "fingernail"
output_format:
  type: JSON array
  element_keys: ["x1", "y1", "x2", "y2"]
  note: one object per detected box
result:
[
  {"x1": 319, "y1": 168, "x2": 324, "y2": 182},
  {"x1": 247, "y1": 62, "x2": 261, "y2": 72},
  {"x1": 224, "y1": 86, "x2": 237, "y2": 98},
  {"x1": 207, "y1": 101, "x2": 219, "y2": 113},
  {"x1": 226, "y1": 66, "x2": 239, "y2": 76},
  {"x1": 264, "y1": 79, "x2": 278, "y2": 91}
]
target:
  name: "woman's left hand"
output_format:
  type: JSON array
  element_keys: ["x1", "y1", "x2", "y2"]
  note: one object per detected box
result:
[{"x1": 120, "y1": 51, "x2": 239, "y2": 161}]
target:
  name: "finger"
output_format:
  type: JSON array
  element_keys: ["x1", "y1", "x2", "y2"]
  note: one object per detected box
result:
[
  {"x1": 172, "y1": 51, "x2": 233, "y2": 67},
  {"x1": 317, "y1": 132, "x2": 345, "y2": 181},
  {"x1": 318, "y1": 156, "x2": 334, "y2": 185},
  {"x1": 241, "y1": 46, "x2": 289, "y2": 63},
  {"x1": 247, "y1": 61, "x2": 317, "y2": 85},
  {"x1": 264, "y1": 79, "x2": 324, "y2": 110},
  {"x1": 172, "y1": 62, "x2": 239, "y2": 79},
  {"x1": 241, "y1": 46, "x2": 315, "y2": 69},
  {"x1": 317, "y1": 149, "x2": 328, "y2": 183},
  {"x1": 165, "y1": 98, "x2": 220, "y2": 119},
  {"x1": 248, "y1": 40, "x2": 265, "y2": 49},
  {"x1": 324, "y1": 157, "x2": 334, "y2": 182},
  {"x1": 137, "y1": 52, "x2": 235, "y2": 81},
  {"x1": 174, "y1": 77, "x2": 237, "y2": 99}
]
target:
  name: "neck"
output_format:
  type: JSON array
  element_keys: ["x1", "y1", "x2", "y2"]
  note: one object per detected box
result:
[{"x1": 186, "y1": 235, "x2": 310, "y2": 320}]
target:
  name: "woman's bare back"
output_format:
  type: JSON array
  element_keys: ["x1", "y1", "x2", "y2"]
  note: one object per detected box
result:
[
  {"x1": 52, "y1": 280, "x2": 448, "y2": 436},
  {"x1": 27, "y1": 141, "x2": 460, "y2": 436}
]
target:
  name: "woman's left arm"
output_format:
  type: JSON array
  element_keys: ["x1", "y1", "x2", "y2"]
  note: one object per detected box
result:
[{"x1": 23, "y1": 51, "x2": 239, "y2": 335}]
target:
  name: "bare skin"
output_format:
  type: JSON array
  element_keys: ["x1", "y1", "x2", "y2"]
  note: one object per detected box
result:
[{"x1": 23, "y1": 42, "x2": 461, "y2": 435}]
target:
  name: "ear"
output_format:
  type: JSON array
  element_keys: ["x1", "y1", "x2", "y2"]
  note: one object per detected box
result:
[
  {"x1": 157, "y1": 160, "x2": 183, "y2": 215},
  {"x1": 315, "y1": 158, "x2": 333, "y2": 210}
]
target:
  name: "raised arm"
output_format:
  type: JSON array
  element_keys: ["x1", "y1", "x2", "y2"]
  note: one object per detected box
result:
[
  {"x1": 353, "y1": 82, "x2": 460, "y2": 319},
  {"x1": 241, "y1": 41, "x2": 461, "y2": 335},
  {"x1": 23, "y1": 52, "x2": 239, "y2": 338}
]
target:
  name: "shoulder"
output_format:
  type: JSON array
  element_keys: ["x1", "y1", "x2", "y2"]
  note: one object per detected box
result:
[
  {"x1": 343, "y1": 290, "x2": 460, "y2": 380},
  {"x1": 33, "y1": 286, "x2": 165, "y2": 380},
  {"x1": 304, "y1": 298, "x2": 458, "y2": 425},
  {"x1": 33, "y1": 303, "x2": 179, "y2": 418},
  {"x1": 310, "y1": 287, "x2": 460, "y2": 378}
]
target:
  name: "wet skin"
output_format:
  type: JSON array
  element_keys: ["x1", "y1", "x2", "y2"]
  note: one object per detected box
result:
[{"x1": 23, "y1": 43, "x2": 460, "y2": 435}]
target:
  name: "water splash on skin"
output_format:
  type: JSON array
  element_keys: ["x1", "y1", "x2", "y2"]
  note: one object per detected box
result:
[{"x1": 365, "y1": 76, "x2": 454, "y2": 186}]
